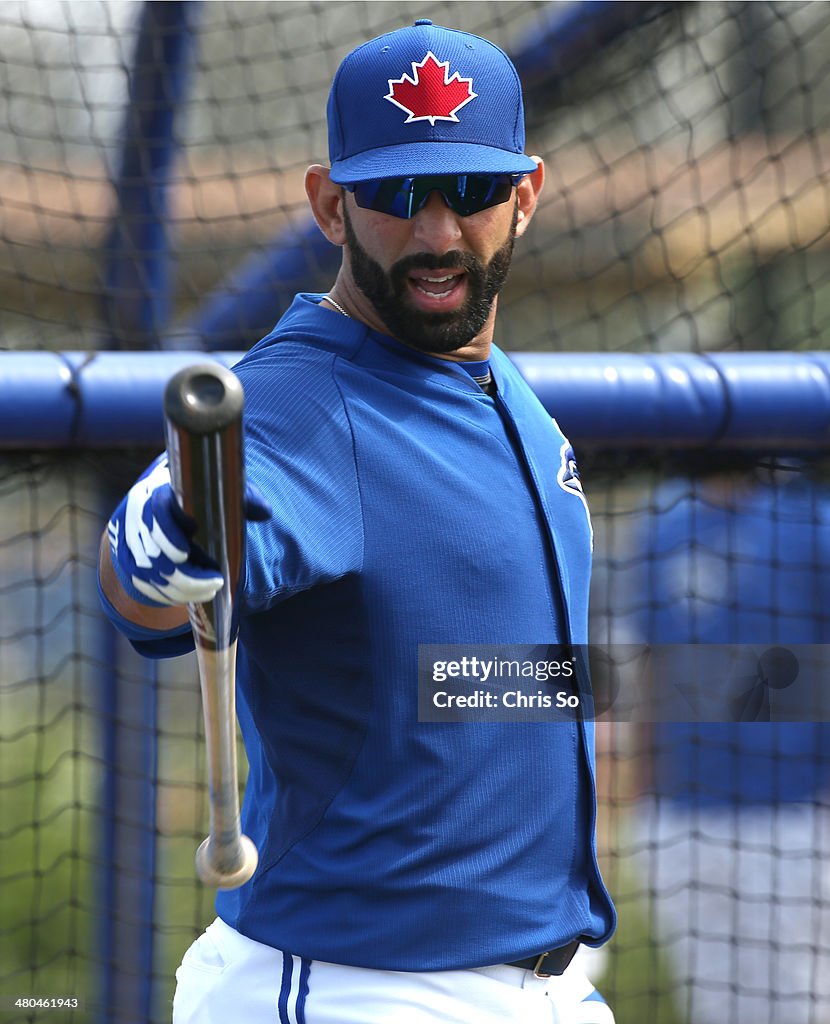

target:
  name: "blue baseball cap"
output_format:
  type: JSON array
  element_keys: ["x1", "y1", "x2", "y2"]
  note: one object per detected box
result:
[{"x1": 327, "y1": 19, "x2": 538, "y2": 184}]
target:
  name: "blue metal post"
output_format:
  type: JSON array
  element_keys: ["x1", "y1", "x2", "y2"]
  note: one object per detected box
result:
[
  {"x1": 97, "y1": 622, "x2": 159, "y2": 1024},
  {"x1": 98, "y1": 2, "x2": 198, "y2": 1020},
  {"x1": 103, "y1": 1, "x2": 200, "y2": 349},
  {"x1": 172, "y1": 221, "x2": 339, "y2": 351},
  {"x1": 510, "y1": 1, "x2": 679, "y2": 105},
  {"x1": 3, "y1": 351, "x2": 830, "y2": 453}
]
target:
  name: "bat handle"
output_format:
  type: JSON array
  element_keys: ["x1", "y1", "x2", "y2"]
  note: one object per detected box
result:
[{"x1": 191, "y1": 637, "x2": 259, "y2": 890}]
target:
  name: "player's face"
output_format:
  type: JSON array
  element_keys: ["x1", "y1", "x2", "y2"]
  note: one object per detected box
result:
[{"x1": 341, "y1": 189, "x2": 519, "y2": 355}]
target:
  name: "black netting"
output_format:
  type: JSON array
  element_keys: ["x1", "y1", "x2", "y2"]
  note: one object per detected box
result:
[
  {"x1": 2, "y1": 3, "x2": 830, "y2": 1023},
  {"x1": 3, "y1": 451, "x2": 830, "y2": 1022},
  {"x1": 1, "y1": 2, "x2": 827, "y2": 351}
]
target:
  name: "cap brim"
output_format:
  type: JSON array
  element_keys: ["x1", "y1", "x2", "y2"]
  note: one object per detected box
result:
[{"x1": 329, "y1": 142, "x2": 538, "y2": 184}]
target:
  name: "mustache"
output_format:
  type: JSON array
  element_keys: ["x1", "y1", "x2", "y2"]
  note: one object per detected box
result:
[{"x1": 389, "y1": 250, "x2": 484, "y2": 293}]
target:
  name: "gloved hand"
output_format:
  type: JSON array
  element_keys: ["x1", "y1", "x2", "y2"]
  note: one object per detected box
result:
[{"x1": 107, "y1": 453, "x2": 271, "y2": 607}]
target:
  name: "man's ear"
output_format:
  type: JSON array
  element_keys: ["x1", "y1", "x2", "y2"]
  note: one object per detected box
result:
[
  {"x1": 515, "y1": 157, "x2": 545, "y2": 239},
  {"x1": 305, "y1": 165, "x2": 347, "y2": 245}
]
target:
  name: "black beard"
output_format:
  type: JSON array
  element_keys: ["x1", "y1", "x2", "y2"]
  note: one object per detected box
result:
[{"x1": 342, "y1": 200, "x2": 518, "y2": 354}]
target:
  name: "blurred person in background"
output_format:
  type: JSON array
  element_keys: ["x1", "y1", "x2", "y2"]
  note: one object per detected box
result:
[{"x1": 618, "y1": 463, "x2": 830, "y2": 1024}]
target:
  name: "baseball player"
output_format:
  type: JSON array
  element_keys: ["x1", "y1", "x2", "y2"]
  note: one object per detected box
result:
[{"x1": 98, "y1": 21, "x2": 616, "y2": 1024}]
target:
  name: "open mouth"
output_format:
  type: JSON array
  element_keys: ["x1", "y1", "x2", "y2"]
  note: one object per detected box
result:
[{"x1": 407, "y1": 270, "x2": 467, "y2": 311}]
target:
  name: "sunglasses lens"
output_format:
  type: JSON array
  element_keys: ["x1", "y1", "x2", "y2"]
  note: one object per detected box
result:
[
  {"x1": 352, "y1": 178, "x2": 417, "y2": 217},
  {"x1": 448, "y1": 175, "x2": 515, "y2": 216},
  {"x1": 351, "y1": 175, "x2": 518, "y2": 219}
]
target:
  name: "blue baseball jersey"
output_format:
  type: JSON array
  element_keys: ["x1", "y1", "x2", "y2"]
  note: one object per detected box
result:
[
  {"x1": 131, "y1": 294, "x2": 615, "y2": 969},
  {"x1": 624, "y1": 478, "x2": 830, "y2": 806}
]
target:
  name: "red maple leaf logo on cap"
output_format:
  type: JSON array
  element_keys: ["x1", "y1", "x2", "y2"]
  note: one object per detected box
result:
[{"x1": 385, "y1": 51, "x2": 477, "y2": 126}]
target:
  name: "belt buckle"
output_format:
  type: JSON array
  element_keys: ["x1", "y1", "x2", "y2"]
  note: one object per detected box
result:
[
  {"x1": 531, "y1": 940, "x2": 580, "y2": 978},
  {"x1": 532, "y1": 952, "x2": 553, "y2": 979}
]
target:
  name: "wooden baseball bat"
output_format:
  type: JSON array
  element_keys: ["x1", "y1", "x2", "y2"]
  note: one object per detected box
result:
[{"x1": 163, "y1": 363, "x2": 258, "y2": 889}]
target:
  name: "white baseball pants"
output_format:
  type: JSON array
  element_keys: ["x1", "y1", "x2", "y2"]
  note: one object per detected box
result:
[{"x1": 172, "y1": 917, "x2": 615, "y2": 1024}]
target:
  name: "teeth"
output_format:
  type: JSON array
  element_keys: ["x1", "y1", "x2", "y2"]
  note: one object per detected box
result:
[
  {"x1": 416, "y1": 284, "x2": 452, "y2": 296},
  {"x1": 422, "y1": 274, "x2": 455, "y2": 283}
]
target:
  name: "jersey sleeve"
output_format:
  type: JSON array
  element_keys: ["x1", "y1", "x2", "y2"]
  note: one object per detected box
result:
[{"x1": 234, "y1": 345, "x2": 364, "y2": 614}]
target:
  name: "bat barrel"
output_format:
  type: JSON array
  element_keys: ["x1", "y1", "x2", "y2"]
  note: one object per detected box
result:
[
  {"x1": 164, "y1": 363, "x2": 245, "y2": 652},
  {"x1": 164, "y1": 363, "x2": 259, "y2": 890},
  {"x1": 164, "y1": 363, "x2": 244, "y2": 436}
]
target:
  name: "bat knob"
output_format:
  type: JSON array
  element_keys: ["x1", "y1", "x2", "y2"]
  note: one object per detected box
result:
[{"x1": 195, "y1": 834, "x2": 259, "y2": 890}]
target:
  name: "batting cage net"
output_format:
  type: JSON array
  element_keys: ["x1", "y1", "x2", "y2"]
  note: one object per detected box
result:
[{"x1": 1, "y1": 2, "x2": 829, "y2": 1022}]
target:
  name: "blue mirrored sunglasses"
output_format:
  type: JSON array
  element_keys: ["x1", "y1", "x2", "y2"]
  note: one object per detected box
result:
[{"x1": 346, "y1": 173, "x2": 526, "y2": 220}]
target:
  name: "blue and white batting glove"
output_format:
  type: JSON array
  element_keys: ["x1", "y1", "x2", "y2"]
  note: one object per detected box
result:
[{"x1": 107, "y1": 454, "x2": 270, "y2": 608}]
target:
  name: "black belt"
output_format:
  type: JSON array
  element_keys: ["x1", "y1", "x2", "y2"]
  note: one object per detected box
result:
[{"x1": 507, "y1": 939, "x2": 580, "y2": 978}]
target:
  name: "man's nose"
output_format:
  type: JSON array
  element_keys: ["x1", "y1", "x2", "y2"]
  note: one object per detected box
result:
[{"x1": 411, "y1": 190, "x2": 463, "y2": 253}]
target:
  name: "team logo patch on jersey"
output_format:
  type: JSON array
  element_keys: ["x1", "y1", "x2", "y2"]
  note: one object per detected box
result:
[
  {"x1": 558, "y1": 441, "x2": 584, "y2": 497},
  {"x1": 557, "y1": 438, "x2": 593, "y2": 545},
  {"x1": 385, "y1": 52, "x2": 477, "y2": 125}
]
